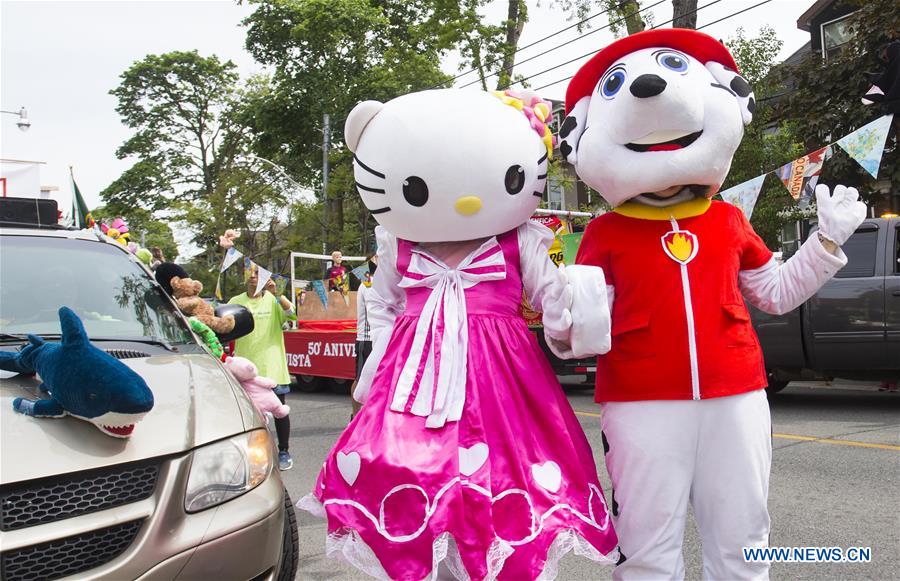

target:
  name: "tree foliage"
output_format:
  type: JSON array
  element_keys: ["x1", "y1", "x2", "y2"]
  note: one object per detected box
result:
[{"x1": 777, "y1": 0, "x2": 899, "y2": 209}]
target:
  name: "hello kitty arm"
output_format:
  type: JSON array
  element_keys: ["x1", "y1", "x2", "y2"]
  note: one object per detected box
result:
[
  {"x1": 353, "y1": 226, "x2": 404, "y2": 404},
  {"x1": 518, "y1": 221, "x2": 611, "y2": 359}
]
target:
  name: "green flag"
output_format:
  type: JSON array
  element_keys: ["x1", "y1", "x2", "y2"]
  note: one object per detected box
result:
[{"x1": 71, "y1": 172, "x2": 94, "y2": 229}]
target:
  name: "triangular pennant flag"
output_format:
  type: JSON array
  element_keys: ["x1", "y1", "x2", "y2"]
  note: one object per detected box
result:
[
  {"x1": 776, "y1": 146, "x2": 832, "y2": 201},
  {"x1": 221, "y1": 247, "x2": 243, "y2": 272},
  {"x1": 719, "y1": 174, "x2": 767, "y2": 220},
  {"x1": 312, "y1": 279, "x2": 328, "y2": 308},
  {"x1": 273, "y1": 274, "x2": 288, "y2": 296},
  {"x1": 836, "y1": 114, "x2": 893, "y2": 178},
  {"x1": 214, "y1": 273, "x2": 223, "y2": 301},
  {"x1": 255, "y1": 266, "x2": 272, "y2": 297},
  {"x1": 351, "y1": 263, "x2": 370, "y2": 282}
]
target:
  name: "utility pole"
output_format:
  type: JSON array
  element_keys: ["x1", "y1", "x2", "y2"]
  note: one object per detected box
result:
[{"x1": 322, "y1": 113, "x2": 330, "y2": 254}]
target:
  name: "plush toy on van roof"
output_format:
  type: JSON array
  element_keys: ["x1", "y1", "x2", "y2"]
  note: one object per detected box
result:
[
  {"x1": 1, "y1": 307, "x2": 154, "y2": 438},
  {"x1": 558, "y1": 28, "x2": 867, "y2": 579}
]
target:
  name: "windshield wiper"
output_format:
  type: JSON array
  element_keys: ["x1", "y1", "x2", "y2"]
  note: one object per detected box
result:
[
  {"x1": 0, "y1": 333, "x2": 61, "y2": 344},
  {"x1": 89, "y1": 336, "x2": 178, "y2": 352}
]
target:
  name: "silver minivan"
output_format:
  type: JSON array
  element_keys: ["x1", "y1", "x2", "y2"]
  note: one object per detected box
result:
[{"x1": 0, "y1": 223, "x2": 299, "y2": 580}]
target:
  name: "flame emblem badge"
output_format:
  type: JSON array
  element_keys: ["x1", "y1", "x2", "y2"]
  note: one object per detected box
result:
[{"x1": 661, "y1": 230, "x2": 699, "y2": 265}]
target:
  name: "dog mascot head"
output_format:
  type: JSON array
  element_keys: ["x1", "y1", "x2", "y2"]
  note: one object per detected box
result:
[{"x1": 560, "y1": 29, "x2": 755, "y2": 207}]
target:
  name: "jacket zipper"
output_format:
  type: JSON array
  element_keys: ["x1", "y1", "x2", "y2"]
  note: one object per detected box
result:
[{"x1": 670, "y1": 216, "x2": 700, "y2": 400}]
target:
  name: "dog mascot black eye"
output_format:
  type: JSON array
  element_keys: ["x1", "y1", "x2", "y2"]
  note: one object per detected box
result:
[
  {"x1": 602, "y1": 69, "x2": 626, "y2": 98},
  {"x1": 657, "y1": 52, "x2": 688, "y2": 73},
  {"x1": 505, "y1": 165, "x2": 526, "y2": 195},
  {"x1": 402, "y1": 176, "x2": 429, "y2": 207}
]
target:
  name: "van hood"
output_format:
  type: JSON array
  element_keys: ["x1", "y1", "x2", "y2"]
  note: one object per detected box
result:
[{"x1": 0, "y1": 354, "x2": 261, "y2": 485}]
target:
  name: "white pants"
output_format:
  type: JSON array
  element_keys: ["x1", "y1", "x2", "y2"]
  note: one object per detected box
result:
[{"x1": 600, "y1": 390, "x2": 772, "y2": 581}]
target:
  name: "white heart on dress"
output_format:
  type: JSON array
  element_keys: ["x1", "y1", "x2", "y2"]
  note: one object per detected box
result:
[
  {"x1": 459, "y1": 443, "x2": 489, "y2": 477},
  {"x1": 532, "y1": 461, "x2": 562, "y2": 493},
  {"x1": 337, "y1": 451, "x2": 361, "y2": 486}
]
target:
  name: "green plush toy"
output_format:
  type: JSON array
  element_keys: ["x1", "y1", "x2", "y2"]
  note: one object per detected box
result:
[
  {"x1": 136, "y1": 247, "x2": 153, "y2": 265},
  {"x1": 189, "y1": 317, "x2": 224, "y2": 359}
]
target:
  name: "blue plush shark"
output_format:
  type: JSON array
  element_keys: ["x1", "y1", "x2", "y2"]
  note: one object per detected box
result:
[{"x1": 1, "y1": 307, "x2": 154, "y2": 438}]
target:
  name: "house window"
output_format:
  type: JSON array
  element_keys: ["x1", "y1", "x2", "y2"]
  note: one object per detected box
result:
[{"x1": 820, "y1": 13, "x2": 854, "y2": 61}]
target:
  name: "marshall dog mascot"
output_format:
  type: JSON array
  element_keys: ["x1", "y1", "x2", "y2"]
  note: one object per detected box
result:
[{"x1": 551, "y1": 29, "x2": 867, "y2": 579}]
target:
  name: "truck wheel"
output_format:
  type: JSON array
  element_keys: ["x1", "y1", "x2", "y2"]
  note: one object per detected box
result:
[
  {"x1": 765, "y1": 372, "x2": 789, "y2": 396},
  {"x1": 329, "y1": 378, "x2": 352, "y2": 395},
  {"x1": 294, "y1": 374, "x2": 322, "y2": 393},
  {"x1": 276, "y1": 489, "x2": 299, "y2": 581}
]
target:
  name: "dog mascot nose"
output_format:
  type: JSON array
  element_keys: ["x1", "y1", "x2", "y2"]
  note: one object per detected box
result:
[{"x1": 630, "y1": 74, "x2": 667, "y2": 98}]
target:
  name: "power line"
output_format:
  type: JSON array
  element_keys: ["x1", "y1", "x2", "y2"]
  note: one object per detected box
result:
[
  {"x1": 521, "y1": 0, "x2": 726, "y2": 92},
  {"x1": 459, "y1": 0, "x2": 667, "y2": 89},
  {"x1": 431, "y1": 3, "x2": 617, "y2": 90}
]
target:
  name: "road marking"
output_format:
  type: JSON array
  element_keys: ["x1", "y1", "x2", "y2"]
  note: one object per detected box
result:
[
  {"x1": 772, "y1": 433, "x2": 900, "y2": 451},
  {"x1": 573, "y1": 411, "x2": 900, "y2": 451}
]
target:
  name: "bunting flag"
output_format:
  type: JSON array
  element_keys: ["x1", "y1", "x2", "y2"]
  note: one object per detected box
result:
[
  {"x1": 312, "y1": 279, "x2": 328, "y2": 308},
  {"x1": 214, "y1": 274, "x2": 223, "y2": 301},
  {"x1": 776, "y1": 146, "x2": 832, "y2": 202},
  {"x1": 719, "y1": 174, "x2": 767, "y2": 220},
  {"x1": 560, "y1": 232, "x2": 584, "y2": 266},
  {"x1": 220, "y1": 247, "x2": 243, "y2": 272},
  {"x1": 272, "y1": 274, "x2": 288, "y2": 296},
  {"x1": 835, "y1": 114, "x2": 894, "y2": 178},
  {"x1": 351, "y1": 263, "x2": 370, "y2": 282},
  {"x1": 255, "y1": 265, "x2": 272, "y2": 297}
]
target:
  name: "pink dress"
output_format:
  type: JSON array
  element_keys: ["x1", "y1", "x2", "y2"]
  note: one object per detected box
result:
[{"x1": 300, "y1": 228, "x2": 617, "y2": 580}]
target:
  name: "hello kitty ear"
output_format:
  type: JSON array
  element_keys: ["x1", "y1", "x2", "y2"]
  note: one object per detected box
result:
[{"x1": 345, "y1": 100, "x2": 384, "y2": 152}]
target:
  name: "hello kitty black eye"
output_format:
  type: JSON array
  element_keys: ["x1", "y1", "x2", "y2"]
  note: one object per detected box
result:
[
  {"x1": 402, "y1": 176, "x2": 429, "y2": 207},
  {"x1": 505, "y1": 165, "x2": 525, "y2": 195}
]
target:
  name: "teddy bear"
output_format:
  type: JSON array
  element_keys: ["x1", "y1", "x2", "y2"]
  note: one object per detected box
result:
[
  {"x1": 170, "y1": 276, "x2": 235, "y2": 335},
  {"x1": 222, "y1": 356, "x2": 289, "y2": 421}
]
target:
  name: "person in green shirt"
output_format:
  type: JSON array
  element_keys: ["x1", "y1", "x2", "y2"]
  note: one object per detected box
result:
[{"x1": 229, "y1": 268, "x2": 297, "y2": 470}]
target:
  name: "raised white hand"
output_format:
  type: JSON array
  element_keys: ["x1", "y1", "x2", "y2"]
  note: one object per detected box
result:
[
  {"x1": 542, "y1": 265, "x2": 574, "y2": 340},
  {"x1": 815, "y1": 184, "x2": 867, "y2": 247}
]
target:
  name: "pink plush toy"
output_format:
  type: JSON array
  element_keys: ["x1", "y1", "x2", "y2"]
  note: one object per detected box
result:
[{"x1": 223, "y1": 356, "x2": 289, "y2": 421}]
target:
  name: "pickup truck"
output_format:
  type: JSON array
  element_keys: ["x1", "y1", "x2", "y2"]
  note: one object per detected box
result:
[{"x1": 751, "y1": 217, "x2": 900, "y2": 393}]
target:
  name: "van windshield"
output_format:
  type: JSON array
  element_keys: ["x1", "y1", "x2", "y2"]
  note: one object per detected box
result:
[{"x1": 0, "y1": 236, "x2": 192, "y2": 344}]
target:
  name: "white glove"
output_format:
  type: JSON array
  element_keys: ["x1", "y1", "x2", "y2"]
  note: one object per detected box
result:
[
  {"x1": 815, "y1": 184, "x2": 867, "y2": 246},
  {"x1": 541, "y1": 265, "x2": 574, "y2": 341}
]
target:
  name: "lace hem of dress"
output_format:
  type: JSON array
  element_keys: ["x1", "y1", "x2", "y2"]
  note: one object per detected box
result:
[{"x1": 298, "y1": 494, "x2": 616, "y2": 580}]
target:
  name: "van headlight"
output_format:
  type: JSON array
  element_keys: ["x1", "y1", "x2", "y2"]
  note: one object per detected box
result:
[{"x1": 184, "y1": 429, "x2": 274, "y2": 512}]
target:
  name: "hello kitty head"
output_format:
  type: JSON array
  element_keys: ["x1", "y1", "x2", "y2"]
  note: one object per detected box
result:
[{"x1": 344, "y1": 89, "x2": 554, "y2": 243}]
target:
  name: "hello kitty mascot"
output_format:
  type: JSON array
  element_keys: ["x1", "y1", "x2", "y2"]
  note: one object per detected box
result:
[
  {"x1": 556, "y1": 29, "x2": 867, "y2": 580},
  {"x1": 297, "y1": 89, "x2": 619, "y2": 580}
]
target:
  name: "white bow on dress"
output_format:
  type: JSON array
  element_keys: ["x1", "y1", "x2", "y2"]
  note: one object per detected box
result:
[{"x1": 391, "y1": 238, "x2": 506, "y2": 428}]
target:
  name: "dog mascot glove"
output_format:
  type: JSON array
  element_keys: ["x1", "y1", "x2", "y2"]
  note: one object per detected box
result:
[{"x1": 558, "y1": 29, "x2": 866, "y2": 580}]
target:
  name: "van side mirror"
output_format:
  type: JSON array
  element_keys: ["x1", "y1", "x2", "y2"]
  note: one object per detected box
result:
[{"x1": 214, "y1": 304, "x2": 255, "y2": 343}]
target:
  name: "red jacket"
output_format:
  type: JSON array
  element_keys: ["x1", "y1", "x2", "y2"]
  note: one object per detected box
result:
[{"x1": 576, "y1": 199, "x2": 773, "y2": 402}]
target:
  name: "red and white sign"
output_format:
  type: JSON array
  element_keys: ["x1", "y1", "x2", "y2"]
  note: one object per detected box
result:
[{"x1": 284, "y1": 330, "x2": 356, "y2": 380}]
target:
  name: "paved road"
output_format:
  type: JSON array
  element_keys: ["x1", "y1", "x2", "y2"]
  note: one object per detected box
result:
[{"x1": 280, "y1": 380, "x2": 900, "y2": 580}]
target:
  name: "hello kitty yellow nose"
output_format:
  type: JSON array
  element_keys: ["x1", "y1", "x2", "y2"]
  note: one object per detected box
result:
[{"x1": 455, "y1": 196, "x2": 482, "y2": 216}]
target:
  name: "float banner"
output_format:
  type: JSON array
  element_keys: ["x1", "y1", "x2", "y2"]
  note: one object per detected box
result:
[
  {"x1": 836, "y1": 114, "x2": 893, "y2": 178},
  {"x1": 284, "y1": 331, "x2": 356, "y2": 380},
  {"x1": 719, "y1": 174, "x2": 767, "y2": 220},
  {"x1": 776, "y1": 146, "x2": 832, "y2": 202}
]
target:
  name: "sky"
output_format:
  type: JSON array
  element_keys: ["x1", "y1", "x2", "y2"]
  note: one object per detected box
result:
[{"x1": 1, "y1": 0, "x2": 813, "y2": 214}]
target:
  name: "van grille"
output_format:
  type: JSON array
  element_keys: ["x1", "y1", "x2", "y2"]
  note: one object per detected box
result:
[
  {"x1": 0, "y1": 519, "x2": 143, "y2": 581},
  {"x1": 0, "y1": 461, "x2": 159, "y2": 531}
]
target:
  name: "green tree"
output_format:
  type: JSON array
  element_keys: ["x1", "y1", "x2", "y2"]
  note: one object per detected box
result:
[
  {"x1": 722, "y1": 26, "x2": 804, "y2": 247},
  {"x1": 778, "y1": 0, "x2": 898, "y2": 212},
  {"x1": 104, "y1": 51, "x2": 242, "y2": 214}
]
